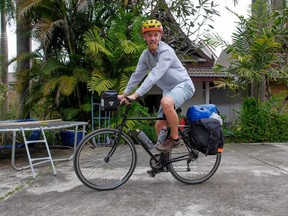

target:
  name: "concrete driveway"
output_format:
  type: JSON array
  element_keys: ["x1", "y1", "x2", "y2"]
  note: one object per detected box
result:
[{"x1": 0, "y1": 143, "x2": 288, "y2": 216}]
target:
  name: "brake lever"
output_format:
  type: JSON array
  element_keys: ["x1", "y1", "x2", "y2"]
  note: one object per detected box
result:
[{"x1": 119, "y1": 96, "x2": 135, "y2": 105}]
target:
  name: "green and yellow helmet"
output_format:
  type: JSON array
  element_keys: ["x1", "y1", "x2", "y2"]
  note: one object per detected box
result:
[{"x1": 142, "y1": 19, "x2": 163, "y2": 34}]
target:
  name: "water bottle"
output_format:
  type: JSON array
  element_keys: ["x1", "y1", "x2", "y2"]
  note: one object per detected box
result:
[
  {"x1": 136, "y1": 129, "x2": 154, "y2": 149},
  {"x1": 155, "y1": 127, "x2": 168, "y2": 147}
]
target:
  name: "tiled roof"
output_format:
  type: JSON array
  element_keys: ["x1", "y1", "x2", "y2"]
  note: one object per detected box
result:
[
  {"x1": 215, "y1": 50, "x2": 231, "y2": 68},
  {"x1": 181, "y1": 58, "x2": 207, "y2": 63},
  {"x1": 188, "y1": 68, "x2": 228, "y2": 78}
]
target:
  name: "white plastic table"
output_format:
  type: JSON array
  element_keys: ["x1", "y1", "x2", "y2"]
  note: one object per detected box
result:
[{"x1": 0, "y1": 120, "x2": 87, "y2": 178}]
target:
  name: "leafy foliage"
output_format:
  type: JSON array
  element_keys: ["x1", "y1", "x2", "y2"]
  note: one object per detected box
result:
[
  {"x1": 85, "y1": 13, "x2": 146, "y2": 96},
  {"x1": 228, "y1": 98, "x2": 288, "y2": 143},
  {"x1": 13, "y1": 0, "x2": 146, "y2": 121},
  {"x1": 8, "y1": 0, "x2": 222, "y2": 122},
  {"x1": 213, "y1": 0, "x2": 283, "y2": 101},
  {"x1": 0, "y1": 81, "x2": 8, "y2": 103}
]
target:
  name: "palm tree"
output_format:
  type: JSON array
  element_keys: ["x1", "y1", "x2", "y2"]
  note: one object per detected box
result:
[
  {"x1": 214, "y1": 0, "x2": 283, "y2": 102},
  {"x1": 0, "y1": 0, "x2": 15, "y2": 119},
  {"x1": 0, "y1": 11, "x2": 9, "y2": 119},
  {"x1": 14, "y1": 0, "x2": 32, "y2": 119},
  {"x1": 15, "y1": 0, "x2": 96, "y2": 120}
]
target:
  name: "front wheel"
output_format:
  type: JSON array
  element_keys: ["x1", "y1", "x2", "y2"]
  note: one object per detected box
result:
[
  {"x1": 168, "y1": 144, "x2": 221, "y2": 184},
  {"x1": 73, "y1": 128, "x2": 137, "y2": 191}
]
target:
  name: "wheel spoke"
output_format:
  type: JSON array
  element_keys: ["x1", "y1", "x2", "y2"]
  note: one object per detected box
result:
[
  {"x1": 169, "y1": 145, "x2": 221, "y2": 184},
  {"x1": 73, "y1": 129, "x2": 137, "y2": 191}
]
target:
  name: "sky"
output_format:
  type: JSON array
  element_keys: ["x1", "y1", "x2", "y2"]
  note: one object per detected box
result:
[
  {"x1": 211, "y1": 0, "x2": 251, "y2": 55},
  {"x1": 6, "y1": 0, "x2": 251, "y2": 71}
]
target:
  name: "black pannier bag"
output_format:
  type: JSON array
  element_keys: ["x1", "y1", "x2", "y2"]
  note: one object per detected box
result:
[
  {"x1": 190, "y1": 118, "x2": 224, "y2": 155},
  {"x1": 101, "y1": 90, "x2": 119, "y2": 111}
]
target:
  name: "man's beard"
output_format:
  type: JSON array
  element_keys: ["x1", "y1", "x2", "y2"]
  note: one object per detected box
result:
[{"x1": 148, "y1": 42, "x2": 158, "y2": 52}]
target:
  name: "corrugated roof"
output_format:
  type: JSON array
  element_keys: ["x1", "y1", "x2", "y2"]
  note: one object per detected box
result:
[{"x1": 188, "y1": 68, "x2": 228, "y2": 78}]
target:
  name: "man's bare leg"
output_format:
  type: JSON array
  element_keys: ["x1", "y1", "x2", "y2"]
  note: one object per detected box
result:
[{"x1": 160, "y1": 96, "x2": 179, "y2": 139}]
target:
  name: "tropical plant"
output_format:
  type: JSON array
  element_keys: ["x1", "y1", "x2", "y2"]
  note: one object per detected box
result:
[
  {"x1": 85, "y1": 13, "x2": 146, "y2": 95},
  {"x1": 9, "y1": 0, "x2": 148, "y2": 120},
  {"x1": 213, "y1": 0, "x2": 286, "y2": 103},
  {"x1": 13, "y1": 0, "x2": 105, "y2": 120},
  {"x1": 9, "y1": 0, "x2": 222, "y2": 121}
]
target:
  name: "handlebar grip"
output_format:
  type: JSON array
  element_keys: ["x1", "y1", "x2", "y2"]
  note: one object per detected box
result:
[{"x1": 125, "y1": 96, "x2": 135, "y2": 103}]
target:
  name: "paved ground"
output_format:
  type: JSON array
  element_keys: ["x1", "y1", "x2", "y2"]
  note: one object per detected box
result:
[{"x1": 0, "y1": 143, "x2": 288, "y2": 216}]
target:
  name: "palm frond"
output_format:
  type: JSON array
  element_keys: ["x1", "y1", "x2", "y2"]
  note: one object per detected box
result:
[
  {"x1": 18, "y1": 0, "x2": 41, "y2": 18},
  {"x1": 58, "y1": 75, "x2": 77, "y2": 96},
  {"x1": 123, "y1": 66, "x2": 137, "y2": 73},
  {"x1": 203, "y1": 32, "x2": 229, "y2": 50},
  {"x1": 34, "y1": 18, "x2": 65, "y2": 48},
  {"x1": 87, "y1": 77, "x2": 118, "y2": 95},
  {"x1": 121, "y1": 40, "x2": 140, "y2": 54},
  {"x1": 105, "y1": 30, "x2": 120, "y2": 52},
  {"x1": 119, "y1": 73, "x2": 130, "y2": 94},
  {"x1": 41, "y1": 59, "x2": 68, "y2": 76},
  {"x1": 130, "y1": 17, "x2": 144, "y2": 42},
  {"x1": 73, "y1": 67, "x2": 90, "y2": 83},
  {"x1": 214, "y1": 79, "x2": 240, "y2": 91},
  {"x1": 62, "y1": 107, "x2": 81, "y2": 120},
  {"x1": 42, "y1": 78, "x2": 59, "y2": 96},
  {"x1": 84, "y1": 28, "x2": 112, "y2": 56},
  {"x1": 0, "y1": 0, "x2": 15, "y2": 20},
  {"x1": 87, "y1": 69, "x2": 118, "y2": 94}
]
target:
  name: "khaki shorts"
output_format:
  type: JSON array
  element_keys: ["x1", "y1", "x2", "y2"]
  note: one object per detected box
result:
[{"x1": 157, "y1": 82, "x2": 195, "y2": 118}]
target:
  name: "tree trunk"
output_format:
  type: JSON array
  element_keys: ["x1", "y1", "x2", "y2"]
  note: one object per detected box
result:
[
  {"x1": 0, "y1": 11, "x2": 9, "y2": 119},
  {"x1": 259, "y1": 73, "x2": 266, "y2": 102},
  {"x1": 250, "y1": 75, "x2": 266, "y2": 102},
  {"x1": 250, "y1": 81, "x2": 257, "y2": 99},
  {"x1": 16, "y1": 0, "x2": 31, "y2": 119}
]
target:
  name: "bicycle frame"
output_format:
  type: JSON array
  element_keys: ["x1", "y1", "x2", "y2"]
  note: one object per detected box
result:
[{"x1": 115, "y1": 104, "x2": 195, "y2": 166}]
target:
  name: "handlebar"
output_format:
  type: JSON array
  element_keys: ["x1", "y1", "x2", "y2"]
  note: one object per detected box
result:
[{"x1": 124, "y1": 96, "x2": 135, "y2": 103}]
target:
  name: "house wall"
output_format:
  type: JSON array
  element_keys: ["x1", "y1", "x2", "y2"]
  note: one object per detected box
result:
[{"x1": 209, "y1": 86, "x2": 243, "y2": 123}]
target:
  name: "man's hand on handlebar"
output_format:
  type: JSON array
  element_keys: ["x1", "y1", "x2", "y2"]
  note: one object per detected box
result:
[{"x1": 118, "y1": 93, "x2": 139, "y2": 105}]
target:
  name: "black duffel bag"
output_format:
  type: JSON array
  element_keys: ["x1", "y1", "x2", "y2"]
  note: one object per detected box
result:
[{"x1": 190, "y1": 118, "x2": 224, "y2": 155}]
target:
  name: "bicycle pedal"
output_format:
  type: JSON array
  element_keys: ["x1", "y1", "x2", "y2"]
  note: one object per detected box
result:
[{"x1": 147, "y1": 169, "x2": 162, "y2": 177}]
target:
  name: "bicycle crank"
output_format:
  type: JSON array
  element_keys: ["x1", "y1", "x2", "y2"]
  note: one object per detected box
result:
[{"x1": 148, "y1": 153, "x2": 169, "y2": 177}]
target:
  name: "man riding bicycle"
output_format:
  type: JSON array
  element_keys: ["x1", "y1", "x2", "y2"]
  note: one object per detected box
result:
[{"x1": 118, "y1": 19, "x2": 195, "y2": 153}]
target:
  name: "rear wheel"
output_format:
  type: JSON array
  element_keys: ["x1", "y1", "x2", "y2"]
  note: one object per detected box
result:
[
  {"x1": 168, "y1": 144, "x2": 221, "y2": 184},
  {"x1": 73, "y1": 128, "x2": 137, "y2": 191}
]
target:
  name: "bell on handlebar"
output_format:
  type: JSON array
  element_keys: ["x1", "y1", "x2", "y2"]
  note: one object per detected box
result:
[{"x1": 101, "y1": 90, "x2": 119, "y2": 111}]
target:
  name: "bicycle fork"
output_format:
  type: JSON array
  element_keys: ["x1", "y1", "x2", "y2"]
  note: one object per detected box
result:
[{"x1": 104, "y1": 129, "x2": 123, "y2": 163}]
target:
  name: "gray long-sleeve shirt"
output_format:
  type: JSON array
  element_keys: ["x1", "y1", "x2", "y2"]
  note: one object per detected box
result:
[{"x1": 124, "y1": 41, "x2": 194, "y2": 96}]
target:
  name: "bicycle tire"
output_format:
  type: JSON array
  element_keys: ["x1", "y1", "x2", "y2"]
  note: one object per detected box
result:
[
  {"x1": 168, "y1": 144, "x2": 221, "y2": 184},
  {"x1": 73, "y1": 128, "x2": 137, "y2": 191}
]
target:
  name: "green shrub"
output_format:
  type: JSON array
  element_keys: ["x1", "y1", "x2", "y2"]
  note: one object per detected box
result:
[
  {"x1": 228, "y1": 98, "x2": 288, "y2": 143},
  {"x1": 269, "y1": 113, "x2": 288, "y2": 142}
]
